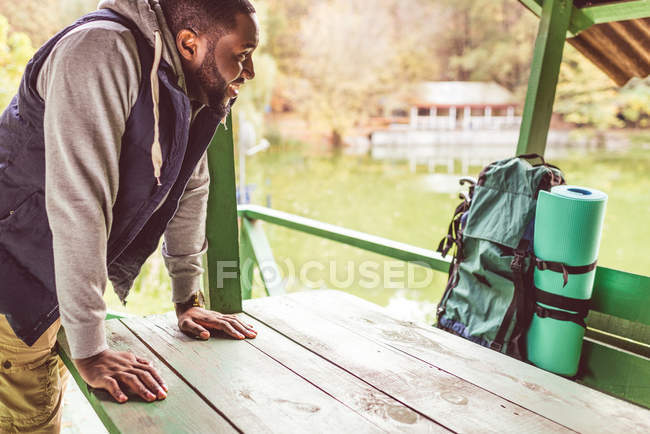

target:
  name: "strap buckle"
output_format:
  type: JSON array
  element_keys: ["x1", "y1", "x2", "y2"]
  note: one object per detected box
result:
[
  {"x1": 510, "y1": 249, "x2": 527, "y2": 272},
  {"x1": 490, "y1": 342, "x2": 503, "y2": 351},
  {"x1": 535, "y1": 258, "x2": 569, "y2": 287},
  {"x1": 535, "y1": 305, "x2": 550, "y2": 319},
  {"x1": 534, "y1": 303, "x2": 587, "y2": 328}
]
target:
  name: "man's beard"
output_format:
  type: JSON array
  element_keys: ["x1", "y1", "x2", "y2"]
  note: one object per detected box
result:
[{"x1": 193, "y1": 51, "x2": 236, "y2": 120}]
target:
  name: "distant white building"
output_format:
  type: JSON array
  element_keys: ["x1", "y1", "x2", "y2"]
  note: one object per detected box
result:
[
  {"x1": 361, "y1": 82, "x2": 568, "y2": 172},
  {"x1": 383, "y1": 81, "x2": 521, "y2": 131}
]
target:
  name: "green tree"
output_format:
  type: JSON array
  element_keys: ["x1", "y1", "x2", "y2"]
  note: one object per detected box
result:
[
  {"x1": 0, "y1": 0, "x2": 61, "y2": 46},
  {"x1": 0, "y1": 1, "x2": 112, "y2": 47},
  {"x1": 234, "y1": 1, "x2": 278, "y2": 139},
  {"x1": 293, "y1": 0, "x2": 401, "y2": 146},
  {"x1": 436, "y1": 0, "x2": 538, "y2": 94},
  {"x1": 555, "y1": 45, "x2": 621, "y2": 129},
  {"x1": 279, "y1": 0, "x2": 449, "y2": 145},
  {"x1": 555, "y1": 45, "x2": 650, "y2": 129},
  {"x1": 264, "y1": 0, "x2": 650, "y2": 132},
  {"x1": 59, "y1": 0, "x2": 100, "y2": 27},
  {"x1": 616, "y1": 77, "x2": 650, "y2": 128},
  {"x1": 0, "y1": 15, "x2": 35, "y2": 110},
  {"x1": 264, "y1": 0, "x2": 317, "y2": 77}
]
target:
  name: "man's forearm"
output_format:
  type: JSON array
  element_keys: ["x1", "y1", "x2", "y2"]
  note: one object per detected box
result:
[{"x1": 163, "y1": 153, "x2": 210, "y2": 303}]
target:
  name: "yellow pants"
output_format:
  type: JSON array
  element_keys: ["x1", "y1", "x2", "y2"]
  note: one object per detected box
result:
[{"x1": 0, "y1": 316, "x2": 68, "y2": 433}]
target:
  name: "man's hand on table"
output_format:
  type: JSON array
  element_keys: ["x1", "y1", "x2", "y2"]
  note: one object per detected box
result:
[
  {"x1": 175, "y1": 304, "x2": 258, "y2": 340},
  {"x1": 74, "y1": 350, "x2": 167, "y2": 404},
  {"x1": 72, "y1": 301, "x2": 256, "y2": 405}
]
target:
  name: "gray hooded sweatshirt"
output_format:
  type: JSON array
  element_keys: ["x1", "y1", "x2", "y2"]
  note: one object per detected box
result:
[{"x1": 38, "y1": 0, "x2": 209, "y2": 359}]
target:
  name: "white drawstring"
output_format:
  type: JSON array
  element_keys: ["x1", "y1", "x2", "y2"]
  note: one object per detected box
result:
[{"x1": 150, "y1": 31, "x2": 163, "y2": 186}]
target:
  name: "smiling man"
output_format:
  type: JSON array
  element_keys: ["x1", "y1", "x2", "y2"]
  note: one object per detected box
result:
[{"x1": 0, "y1": 0, "x2": 259, "y2": 432}]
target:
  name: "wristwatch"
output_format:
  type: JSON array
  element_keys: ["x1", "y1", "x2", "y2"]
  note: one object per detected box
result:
[{"x1": 179, "y1": 290, "x2": 205, "y2": 308}]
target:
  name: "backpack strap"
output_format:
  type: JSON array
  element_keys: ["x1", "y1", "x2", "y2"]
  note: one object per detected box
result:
[
  {"x1": 436, "y1": 194, "x2": 471, "y2": 318},
  {"x1": 534, "y1": 288, "x2": 590, "y2": 316},
  {"x1": 437, "y1": 198, "x2": 469, "y2": 257},
  {"x1": 535, "y1": 258, "x2": 598, "y2": 287},
  {"x1": 533, "y1": 288, "x2": 589, "y2": 328},
  {"x1": 534, "y1": 305, "x2": 587, "y2": 328},
  {"x1": 492, "y1": 240, "x2": 531, "y2": 356}
]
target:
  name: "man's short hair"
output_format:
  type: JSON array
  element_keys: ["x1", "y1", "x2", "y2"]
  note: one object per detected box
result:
[{"x1": 160, "y1": 0, "x2": 256, "y2": 39}]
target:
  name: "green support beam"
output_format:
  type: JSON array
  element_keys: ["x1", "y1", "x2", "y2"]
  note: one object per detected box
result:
[
  {"x1": 205, "y1": 115, "x2": 242, "y2": 313},
  {"x1": 519, "y1": 0, "x2": 586, "y2": 36},
  {"x1": 238, "y1": 222, "x2": 255, "y2": 301},
  {"x1": 574, "y1": 0, "x2": 650, "y2": 34},
  {"x1": 516, "y1": 0, "x2": 572, "y2": 157},
  {"x1": 240, "y1": 217, "x2": 286, "y2": 297},
  {"x1": 519, "y1": 0, "x2": 650, "y2": 37},
  {"x1": 519, "y1": 0, "x2": 543, "y2": 17}
]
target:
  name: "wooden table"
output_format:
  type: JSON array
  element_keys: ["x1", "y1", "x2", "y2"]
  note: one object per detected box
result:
[{"x1": 58, "y1": 290, "x2": 650, "y2": 433}]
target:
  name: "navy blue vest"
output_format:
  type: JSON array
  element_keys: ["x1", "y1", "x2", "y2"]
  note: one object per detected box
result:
[{"x1": 0, "y1": 10, "x2": 219, "y2": 345}]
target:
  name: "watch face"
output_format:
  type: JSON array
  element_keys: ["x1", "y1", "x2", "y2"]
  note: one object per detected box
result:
[{"x1": 194, "y1": 291, "x2": 205, "y2": 307}]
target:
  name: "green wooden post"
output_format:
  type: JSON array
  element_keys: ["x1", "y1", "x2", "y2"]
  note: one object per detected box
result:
[
  {"x1": 516, "y1": 0, "x2": 573, "y2": 157},
  {"x1": 205, "y1": 115, "x2": 242, "y2": 313}
]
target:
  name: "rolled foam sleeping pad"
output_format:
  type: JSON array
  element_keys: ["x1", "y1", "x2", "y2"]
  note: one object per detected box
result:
[{"x1": 527, "y1": 185, "x2": 607, "y2": 376}]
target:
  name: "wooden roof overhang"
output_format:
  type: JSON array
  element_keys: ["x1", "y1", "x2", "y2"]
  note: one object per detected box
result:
[
  {"x1": 569, "y1": 16, "x2": 650, "y2": 86},
  {"x1": 520, "y1": 0, "x2": 650, "y2": 85}
]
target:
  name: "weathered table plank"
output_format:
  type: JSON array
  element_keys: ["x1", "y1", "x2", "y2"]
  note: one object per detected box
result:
[
  {"x1": 243, "y1": 296, "x2": 570, "y2": 433},
  {"x1": 122, "y1": 313, "x2": 386, "y2": 433},
  {"x1": 58, "y1": 320, "x2": 237, "y2": 434},
  {"x1": 259, "y1": 290, "x2": 650, "y2": 434},
  {"x1": 240, "y1": 313, "x2": 449, "y2": 433},
  {"x1": 58, "y1": 290, "x2": 649, "y2": 433}
]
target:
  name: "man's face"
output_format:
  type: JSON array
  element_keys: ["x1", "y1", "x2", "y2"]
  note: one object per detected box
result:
[{"x1": 187, "y1": 13, "x2": 259, "y2": 119}]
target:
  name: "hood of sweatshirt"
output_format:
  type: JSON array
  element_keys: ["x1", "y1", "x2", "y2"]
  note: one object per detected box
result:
[
  {"x1": 97, "y1": 0, "x2": 192, "y2": 185},
  {"x1": 98, "y1": 0, "x2": 187, "y2": 92}
]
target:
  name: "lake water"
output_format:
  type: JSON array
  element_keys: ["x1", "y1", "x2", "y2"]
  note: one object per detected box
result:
[{"x1": 106, "y1": 142, "x2": 650, "y2": 325}]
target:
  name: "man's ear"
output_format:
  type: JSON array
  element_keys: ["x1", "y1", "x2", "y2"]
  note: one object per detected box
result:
[{"x1": 176, "y1": 29, "x2": 201, "y2": 66}]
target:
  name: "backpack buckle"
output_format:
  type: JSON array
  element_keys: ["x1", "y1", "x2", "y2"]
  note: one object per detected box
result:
[
  {"x1": 490, "y1": 342, "x2": 503, "y2": 351},
  {"x1": 510, "y1": 249, "x2": 527, "y2": 272},
  {"x1": 536, "y1": 258, "x2": 548, "y2": 271},
  {"x1": 535, "y1": 305, "x2": 550, "y2": 318}
]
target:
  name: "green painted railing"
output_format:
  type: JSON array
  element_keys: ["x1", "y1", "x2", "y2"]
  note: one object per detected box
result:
[{"x1": 238, "y1": 204, "x2": 451, "y2": 274}]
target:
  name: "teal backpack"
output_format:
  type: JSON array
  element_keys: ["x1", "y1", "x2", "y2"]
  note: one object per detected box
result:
[{"x1": 436, "y1": 154, "x2": 565, "y2": 360}]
